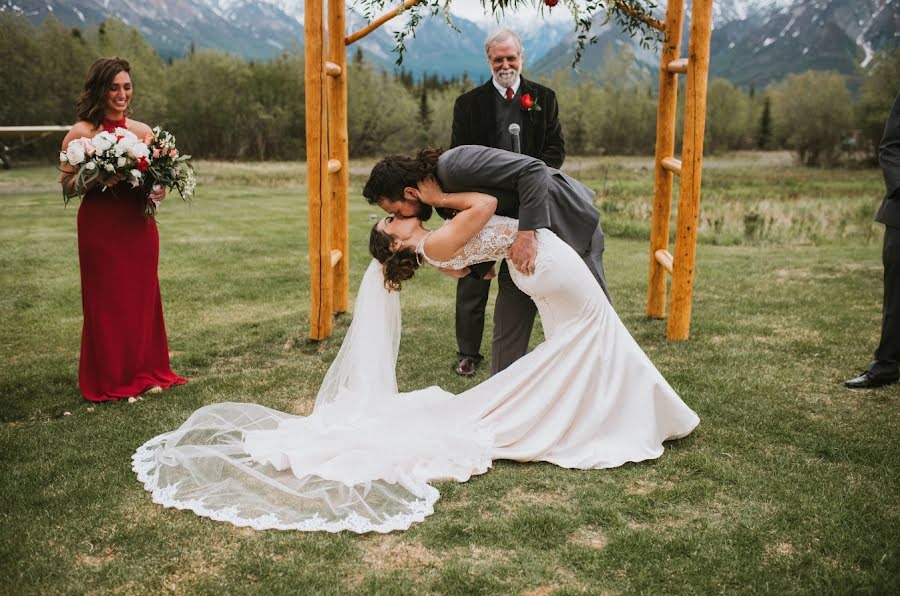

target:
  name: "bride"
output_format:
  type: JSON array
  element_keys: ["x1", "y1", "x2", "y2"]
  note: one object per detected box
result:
[{"x1": 133, "y1": 185, "x2": 700, "y2": 534}]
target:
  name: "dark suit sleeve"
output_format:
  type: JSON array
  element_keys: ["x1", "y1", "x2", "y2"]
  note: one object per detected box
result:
[
  {"x1": 539, "y1": 89, "x2": 565, "y2": 169},
  {"x1": 439, "y1": 146, "x2": 552, "y2": 232},
  {"x1": 451, "y1": 95, "x2": 471, "y2": 148},
  {"x1": 876, "y1": 93, "x2": 900, "y2": 227},
  {"x1": 880, "y1": 92, "x2": 900, "y2": 201}
]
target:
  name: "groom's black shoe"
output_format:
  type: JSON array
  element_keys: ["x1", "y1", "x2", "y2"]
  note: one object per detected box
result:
[
  {"x1": 455, "y1": 356, "x2": 479, "y2": 377},
  {"x1": 844, "y1": 371, "x2": 899, "y2": 389}
]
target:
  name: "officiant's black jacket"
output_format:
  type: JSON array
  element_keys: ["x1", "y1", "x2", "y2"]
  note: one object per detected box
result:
[
  {"x1": 450, "y1": 77, "x2": 565, "y2": 169},
  {"x1": 877, "y1": 92, "x2": 900, "y2": 228}
]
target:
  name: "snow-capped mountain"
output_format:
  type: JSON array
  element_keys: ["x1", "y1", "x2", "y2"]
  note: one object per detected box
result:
[
  {"x1": 2, "y1": 0, "x2": 897, "y2": 86},
  {"x1": 707, "y1": 0, "x2": 898, "y2": 87},
  {"x1": 529, "y1": 0, "x2": 897, "y2": 87}
]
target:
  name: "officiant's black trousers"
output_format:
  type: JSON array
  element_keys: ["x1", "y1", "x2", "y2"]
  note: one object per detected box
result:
[{"x1": 870, "y1": 224, "x2": 900, "y2": 378}]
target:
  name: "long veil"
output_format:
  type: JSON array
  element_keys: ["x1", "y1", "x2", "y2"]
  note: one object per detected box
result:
[
  {"x1": 133, "y1": 259, "x2": 493, "y2": 533},
  {"x1": 314, "y1": 259, "x2": 400, "y2": 408}
]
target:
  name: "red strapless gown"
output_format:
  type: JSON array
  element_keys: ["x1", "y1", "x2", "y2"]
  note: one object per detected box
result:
[{"x1": 77, "y1": 117, "x2": 187, "y2": 401}]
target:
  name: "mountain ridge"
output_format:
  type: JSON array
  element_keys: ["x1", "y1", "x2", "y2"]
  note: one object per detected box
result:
[{"x1": 1, "y1": 0, "x2": 897, "y2": 87}]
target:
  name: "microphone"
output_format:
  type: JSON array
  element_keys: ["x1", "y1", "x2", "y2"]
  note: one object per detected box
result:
[{"x1": 508, "y1": 123, "x2": 521, "y2": 154}]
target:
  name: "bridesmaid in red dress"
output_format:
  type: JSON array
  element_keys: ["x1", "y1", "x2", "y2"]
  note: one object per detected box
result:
[{"x1": 60, "y1": 57, "x2": 187, "y2": 402}]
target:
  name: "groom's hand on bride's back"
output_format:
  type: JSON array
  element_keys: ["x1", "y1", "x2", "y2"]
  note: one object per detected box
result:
[{"x1": 509, "y1": 231, "x2": 537, "y2": 275}]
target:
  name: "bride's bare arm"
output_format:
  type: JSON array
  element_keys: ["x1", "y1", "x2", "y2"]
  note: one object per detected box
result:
[{"x1": 416, "y1": 177, "x2": 497, "y2": 260}]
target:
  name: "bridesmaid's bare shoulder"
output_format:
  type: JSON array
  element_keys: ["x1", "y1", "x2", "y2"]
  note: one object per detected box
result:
[
  {"x1": 61, "y1": 121, "x2": 97, "y2": 148},
  {"x1": 127, "y1": 119, "x2": 153, "y2": 138}
]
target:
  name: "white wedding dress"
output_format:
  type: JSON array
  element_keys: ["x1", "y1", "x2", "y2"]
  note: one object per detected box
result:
[{"x1": 133, "y1": 216, "x2": 699, "y2": 533}]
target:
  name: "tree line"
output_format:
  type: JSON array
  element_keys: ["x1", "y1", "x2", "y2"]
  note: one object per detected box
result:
[{"x1": 1, "y1": 14, "x2": 898, "y2": 167}]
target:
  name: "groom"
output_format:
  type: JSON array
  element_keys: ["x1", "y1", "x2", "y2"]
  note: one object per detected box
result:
[{"x1": 363, "y1": 144, "x2": 610, "y2": 375}]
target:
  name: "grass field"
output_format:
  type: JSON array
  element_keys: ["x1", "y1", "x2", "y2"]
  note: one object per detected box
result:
[{"x1": 1, "y1": 152, "x2": 898, "y2": 594}]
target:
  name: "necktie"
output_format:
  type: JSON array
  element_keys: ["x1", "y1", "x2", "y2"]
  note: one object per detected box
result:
[{"x1": 505, "y1": 87, "x2": 514, "y2": 102}]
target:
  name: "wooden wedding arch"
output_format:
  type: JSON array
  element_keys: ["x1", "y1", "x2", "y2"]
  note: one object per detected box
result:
[{"x1": 303, "y1": 0, "x2": 712, "y2": 341}]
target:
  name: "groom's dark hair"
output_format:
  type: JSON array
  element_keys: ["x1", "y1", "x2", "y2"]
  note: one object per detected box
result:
[{"x1": 363, "y1": 148, "x2": 443, "y2": 205}]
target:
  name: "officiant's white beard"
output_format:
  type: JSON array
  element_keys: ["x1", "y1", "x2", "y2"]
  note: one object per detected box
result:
[{"x1": 493, "y1": 65, "x2": 521, "y2": 89}]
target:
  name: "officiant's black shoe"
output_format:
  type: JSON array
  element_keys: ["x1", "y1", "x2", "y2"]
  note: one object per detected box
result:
[
  {"x1": 455, "y1": 356, "x2": 479, "y2": 377},
  {"x1": 844, "y1": 371, "x2": 899, "y2": 389}
]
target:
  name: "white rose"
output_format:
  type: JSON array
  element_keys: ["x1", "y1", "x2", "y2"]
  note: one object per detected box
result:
[
  {"x1": 129, "y1": 142, "x2": 150, "y2": 160},
  {"x1": 117, "y1": 157, "x2": 127, "y2": 167},
  {"x1": 130, "y1": 169, "x2": 142, "y2": 179},
  {"x1": 92, "y1": 135, "x2": 112, "y2": 154},
  {"x1": 105, "y1": 163, "x2": 115, "y2": 172},
  {"x1": 65, "y1": 141, "x2": 85, "y2": 166},
  {"x1": 116, "y1": 137, "x2": 135, "y2": 155},
  {"x1": 84, "y1": 161, "x2": 97, "y2": 171},
  {"x1": 59, "y1": 152, "x2": 67, "y2": 163}
]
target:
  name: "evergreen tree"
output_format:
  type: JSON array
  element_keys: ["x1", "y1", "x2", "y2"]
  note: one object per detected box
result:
[{"x1": 758, "y1": 96, "x2": 771, "y2": 150}]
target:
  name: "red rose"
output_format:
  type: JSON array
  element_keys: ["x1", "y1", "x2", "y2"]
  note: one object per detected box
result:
[
  {"x1": 137, "y1": 157, "x2": 149, "y2": 172},
  {"x1": 520, "y1": 93, "x2": 534, "y2": 110},
  {"x1": 544, "y1": 0, "x2": 559, "y2": 6}
]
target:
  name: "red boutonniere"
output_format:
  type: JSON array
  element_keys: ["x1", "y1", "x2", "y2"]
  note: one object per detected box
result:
[{"x1": 520, "y1": 93, "x2": 541, "y2": 113}]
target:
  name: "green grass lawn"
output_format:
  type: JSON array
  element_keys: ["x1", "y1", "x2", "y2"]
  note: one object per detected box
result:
[{"x1": 1, "y1": 153, "x2": 898, "y2": 594}]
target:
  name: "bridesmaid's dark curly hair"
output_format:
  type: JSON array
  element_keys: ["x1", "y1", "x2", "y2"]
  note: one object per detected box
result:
[
  {"x1": 76, "y1": 57, "x2": 132, "y2": 128},
  {"x1": 369, "y1": 223, "x2": 419, "y2": 291}
]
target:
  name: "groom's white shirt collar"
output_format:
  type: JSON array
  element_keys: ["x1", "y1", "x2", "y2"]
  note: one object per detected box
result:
[{"x1": 493, "y1": 76, "x2": 521, "y2": 98}]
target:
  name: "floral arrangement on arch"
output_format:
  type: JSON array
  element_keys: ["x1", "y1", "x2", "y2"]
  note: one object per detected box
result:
[{"x1": 60, "y1": 126, "x2": 195, "y2": 217}]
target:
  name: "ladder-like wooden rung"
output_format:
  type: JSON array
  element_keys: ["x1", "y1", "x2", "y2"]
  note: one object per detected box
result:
[
  {"x1": 655, "y1": 249, "x2": 673, "y2": 274},
  {"x1": 331, "y1": 249, "x2": 343, "y2": 267},
  {"x1": 327, "y1": 159, "x2": 342, "y2": 174},
  {"x1": 667, "y1": 58, "x2": 688, "y2": 73},
  {"x1": 661, "y1": 157, "x2": 682, "y2": 174},
  {"x1": 325, "y1": 62, "x2": 342, "y2": 77}
]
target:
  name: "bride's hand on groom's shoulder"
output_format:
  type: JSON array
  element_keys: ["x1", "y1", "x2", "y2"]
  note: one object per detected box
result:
[{"x1": 416, "y1": 177, "x2": 443, "y2": 206}]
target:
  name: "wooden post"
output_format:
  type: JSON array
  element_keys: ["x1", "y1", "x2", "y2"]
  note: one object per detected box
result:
[
  {"x1": 647, "y1": 0, "x2": 686, "y2": 319},
  {"x1": 668, "y1": 0, "x2": 712, "y2": 340},
  {"x1": 305, "y1": 0, "x2": 334, "y2": 340},
  {"x1": 328, "y1": 0, "x2": 350, "y2": 314}
]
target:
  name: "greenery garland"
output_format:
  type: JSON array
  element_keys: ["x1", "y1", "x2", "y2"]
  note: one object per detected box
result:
[{"x1": 354, "y1": 0, "x2": 665, "y2": 68}]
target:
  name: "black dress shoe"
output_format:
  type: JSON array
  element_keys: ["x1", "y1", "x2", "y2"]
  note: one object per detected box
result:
[
  {"x1": 455, "y1": 356, "x2": 479, "y2": 377},
  {"x1": 844, "y1": 371, "x2": 899, "y2": 389}
]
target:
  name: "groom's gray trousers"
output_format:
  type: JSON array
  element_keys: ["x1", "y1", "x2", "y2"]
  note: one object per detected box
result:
[{"x1": 490, "y1": 226, "x2": 608, "y2": 374}]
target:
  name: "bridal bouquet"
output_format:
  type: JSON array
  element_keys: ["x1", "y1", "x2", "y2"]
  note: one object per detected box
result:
[{"x1": 60, "y1": 126, "x2": 194, "y2": 217}]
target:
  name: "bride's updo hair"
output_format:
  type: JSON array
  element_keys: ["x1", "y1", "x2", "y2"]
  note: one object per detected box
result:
[{"x1": 369, "y1": 224, "x2": 419, "y2": 291}]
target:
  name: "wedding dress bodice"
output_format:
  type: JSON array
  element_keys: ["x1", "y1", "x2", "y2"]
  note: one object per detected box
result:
[{"x1": 420, "y1": 215, "x2": 519, "y2": 270}]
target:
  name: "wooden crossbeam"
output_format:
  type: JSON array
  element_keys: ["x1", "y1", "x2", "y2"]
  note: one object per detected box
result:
[{"x1": 345, "y1": 0, "x2": 421, "y2": 45}]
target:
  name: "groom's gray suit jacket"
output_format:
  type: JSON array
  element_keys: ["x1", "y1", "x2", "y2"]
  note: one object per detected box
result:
[{"x1": 435, "y1": 144, "x2": 606, "y2": 281}]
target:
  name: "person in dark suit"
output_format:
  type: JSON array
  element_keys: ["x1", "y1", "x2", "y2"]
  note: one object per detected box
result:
[
  {"x1": 846, "y1": 91, "x2": 900, "y2": 389},
  {"x1": 363, "y1": 145, "x2": 610, "y2": 376},
  {"x1": 449, "y1": 29, "x2": 567, "y2": 377}
]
